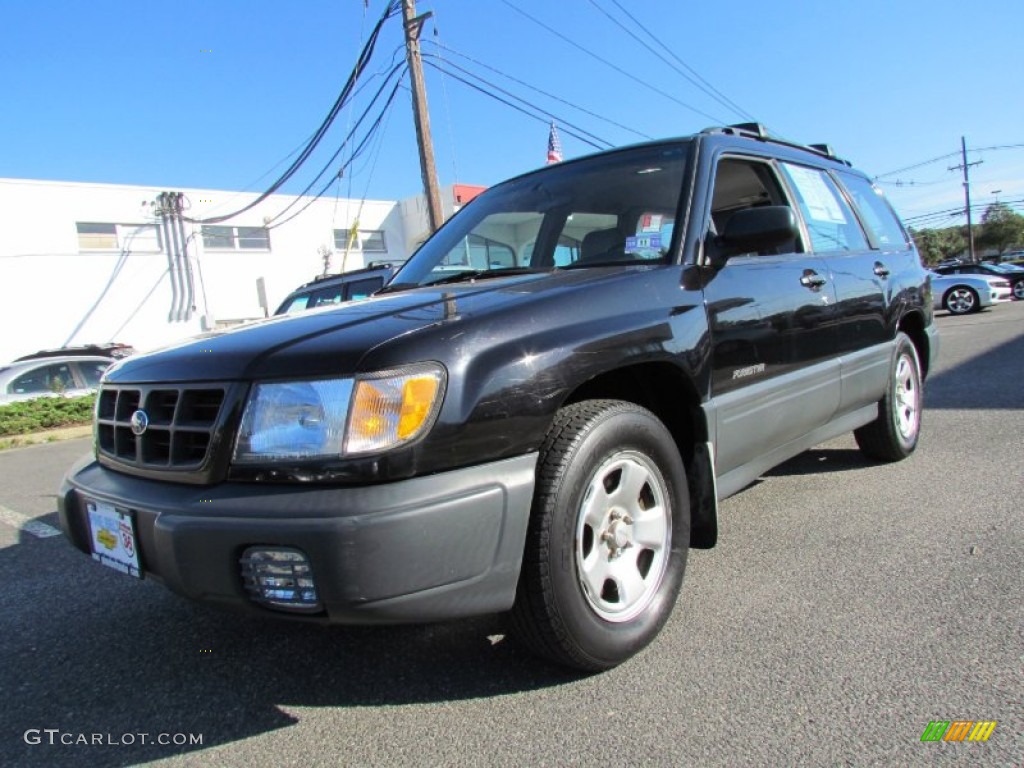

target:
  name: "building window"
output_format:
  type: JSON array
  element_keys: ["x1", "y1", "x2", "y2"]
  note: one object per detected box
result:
[
  {"x1": 202, "y1": 225, "x2": 270, "y2": 251},
  {"x1": 77, "y1": 223, "x2": 117, "y2": 249},
  {"x1": 77, "y1": 222, "x2": 162, "y2": 252},
  {"x1": 333, "y1": 229, "x2": 387, "y2": 253}
]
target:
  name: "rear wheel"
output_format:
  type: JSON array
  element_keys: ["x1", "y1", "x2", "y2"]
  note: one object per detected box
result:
[
  {"x1": 943, "y1": 286, "x2": 979, "y2": 314},
  {"x1": 510, "y1": 400, "x2": 689, "y2": 671},
  {"x1": 855, "y1": 332, "x2": 923, "y2": 461}
]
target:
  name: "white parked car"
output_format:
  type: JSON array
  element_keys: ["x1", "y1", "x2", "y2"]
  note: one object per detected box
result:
[
  {"x1": 929, "y1": 271, "x2": 1013, "y2": 315},
  {"x1": 0, "y1": 356, "x2": 114, "y2": 405}
]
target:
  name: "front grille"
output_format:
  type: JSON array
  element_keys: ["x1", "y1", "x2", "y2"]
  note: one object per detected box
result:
[{"x1": 97, "y1": 385, "x2": 228, "y2": 472}]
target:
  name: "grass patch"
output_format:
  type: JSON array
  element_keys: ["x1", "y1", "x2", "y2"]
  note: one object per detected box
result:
[{"x1": 0, "y1": 395, "x2": 96, "y2": 437}]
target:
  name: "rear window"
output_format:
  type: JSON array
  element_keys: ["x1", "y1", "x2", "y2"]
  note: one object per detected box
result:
[
  {"x1": 779, "y1": 163, "x2": 868, "y2": 252},
  {"x1": 838, "y1": 173, "x2": 909, "y2": 250}
]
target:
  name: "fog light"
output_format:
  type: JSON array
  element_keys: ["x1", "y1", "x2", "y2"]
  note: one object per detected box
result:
[{"x1": 240, "y1": 547, "x2": 321, "y2": 613}]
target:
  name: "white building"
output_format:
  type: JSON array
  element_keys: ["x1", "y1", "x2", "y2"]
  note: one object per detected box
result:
[{"x1": 0, "y1": 178, "x2": 483, "y2": 363}]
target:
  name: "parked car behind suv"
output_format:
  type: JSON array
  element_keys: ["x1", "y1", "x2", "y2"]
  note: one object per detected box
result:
[
  {"x1": 58, "y1": 124, "x2": 938, "y2": 671},
  {"x1": 929, "y1": 270, "x2": 1014, "y2": 314},
  {"x1": 0, "y1": 356, "x2": 115, "y2": 405},
  {"x1": 274, "y1": 264, "x2": 397, "y2": 315},
  {"x1": 933, "y1": 262, "x2": 1024, "y2": 300}
]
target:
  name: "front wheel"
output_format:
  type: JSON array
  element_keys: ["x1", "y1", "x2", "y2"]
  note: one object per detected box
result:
[
  {"x1": 510, "y1": 400, "x2": 689, "y2": 671},
  {"x1": 1013, "y1": 281, "x2": 1024, "y2": 300},
  {"x1": 855, "y1": 332, "x2": 923, "y2": 461}
]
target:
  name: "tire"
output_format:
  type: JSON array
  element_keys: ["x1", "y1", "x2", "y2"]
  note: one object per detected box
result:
[
  {"x1": 510, "y1": 400, "x2": 689, "y2": 671},
  {"x1": 1013, "y1": 281, "x2": 1024, "y2": 300},
  {"x1": 943, "y1": 286, "x2": 979, "y2": 315},
  {"x1": 855, "y1": 332, "x2": 923, "y2": 462}
]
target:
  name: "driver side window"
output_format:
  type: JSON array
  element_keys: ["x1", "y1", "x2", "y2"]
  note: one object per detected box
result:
[{"x1": 707, "y1": 157, "x2": 802, "y2": 257}]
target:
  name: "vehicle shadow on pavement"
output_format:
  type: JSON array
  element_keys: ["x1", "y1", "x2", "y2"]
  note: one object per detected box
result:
[
  {"x1": 3, "y1": 530, "x2": 583, "y2": 767},
  {"x1": 926, "y1": 327, "x2": 1024, "y2": 410},
  {"x1": 762, "y1": 447, "x2": 869, "y2": 478}
]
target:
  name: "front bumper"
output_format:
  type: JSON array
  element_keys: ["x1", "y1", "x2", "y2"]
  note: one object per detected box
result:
[{"x1": 58, "y1": 453, "x2": 537, "y2": 623}]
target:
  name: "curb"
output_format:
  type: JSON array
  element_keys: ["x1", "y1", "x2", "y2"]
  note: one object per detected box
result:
[{"x1": 0, "y1": 425, "x2": 93, "y2": 451}]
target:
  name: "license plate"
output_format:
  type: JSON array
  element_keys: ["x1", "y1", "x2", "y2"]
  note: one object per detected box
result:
[{"x1": 86, "y1": 499, "x2": 142, "y2": 578}]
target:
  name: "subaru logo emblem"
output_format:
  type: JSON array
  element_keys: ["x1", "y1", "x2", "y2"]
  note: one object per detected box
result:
[{"x1": 130, "y1": 410, "x2": 149, "y2": 436}]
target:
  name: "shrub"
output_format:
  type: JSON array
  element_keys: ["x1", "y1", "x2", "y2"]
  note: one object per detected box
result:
[{"x1": 0, "y1": 395, "x2": 96, "y2": 436}]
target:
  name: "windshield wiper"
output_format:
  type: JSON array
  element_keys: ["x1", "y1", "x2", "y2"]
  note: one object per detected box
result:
[{"x1": 423, "y1": 267, "x2": 547, "y2": 287}]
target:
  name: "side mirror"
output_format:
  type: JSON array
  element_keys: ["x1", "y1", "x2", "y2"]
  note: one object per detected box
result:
[{"x1": 715, "y1": 206, "x2": 799, "y2": 262}]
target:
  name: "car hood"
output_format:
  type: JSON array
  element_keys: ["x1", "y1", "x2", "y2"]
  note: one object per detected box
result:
[{"x1": 105, "y1": 269, "x2": 663, "y2": 383}]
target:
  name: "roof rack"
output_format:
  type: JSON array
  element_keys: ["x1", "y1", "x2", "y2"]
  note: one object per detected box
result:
[
  {"x1": 701, "y1": 122, "x2": 770, "y2": 140},
  {"x1": 701, "y1": 123, "x2": 851, "y2": 166}
]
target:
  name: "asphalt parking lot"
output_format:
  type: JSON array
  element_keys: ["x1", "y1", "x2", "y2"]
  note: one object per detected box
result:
[{"x1": 1, "y1": 302, "x2": 1021, "y2": 767}]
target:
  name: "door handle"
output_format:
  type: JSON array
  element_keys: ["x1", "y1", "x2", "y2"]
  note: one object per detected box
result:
[
  {"x1": 873, "y1": 262, "x2": 890, "y2": 278},
  {"x1": 800, "y1": 272, "x2": 827, "y2": 288}
]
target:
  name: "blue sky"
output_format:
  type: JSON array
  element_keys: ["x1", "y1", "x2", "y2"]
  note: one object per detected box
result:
[{"x1": 2, "y1": 0, "x2": 1022, "y2": 228}]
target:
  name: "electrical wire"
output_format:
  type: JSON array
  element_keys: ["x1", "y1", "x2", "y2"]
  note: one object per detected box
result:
[
  {"x1": 426, "y1": 39, "x2": 652, "y2": 141},
  {"x1": 588, "y1": 0, "x2": 756, "y2": 123},
  {"x1": 184, "y1": 0, "x2": 403, "y2": 225},
  {"x1": 423, "y1": 3, "x2": 461, "y2": 184},
  {"x1": 422, "y1": 54, "x2": 612, "y2": 149},
  {"x1": 266, "y1": 74, "x2": 406, "y2": 231},
  {"x1": 422, "y1": 58, "x2": 607, "y2": 150},
  {"x1": 497, "y1": 0, "x2": 728, "y2": 125},
  {"x1": 262, "y1": 62, "x2": 407, "y2": 228},
  {"x1": 902, "y1": 197, "x2": 1024, "y2": 227},
  {"x1": 875, "y1": 144, "x2": 1024, "y2": 180},
  {"x1": 341, "y1": 1, "x2": 372, "y2": 257}
]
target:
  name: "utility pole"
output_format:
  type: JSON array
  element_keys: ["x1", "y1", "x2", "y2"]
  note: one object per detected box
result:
[
  {"x1": 402, "y1": 0, "x2": 444, "y2": 234},
  {"x1": 949, "y1": 136, "x2": 983, "y2": 262}
]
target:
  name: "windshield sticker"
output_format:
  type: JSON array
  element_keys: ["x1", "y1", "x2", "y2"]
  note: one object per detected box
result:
[
  {"x1": 626, "y1": 234, "x2": 662, "y2": 251},
  {"x1": 639, "y1": 213, "x2": 664, "y2": 234},
  {"x1": 785, "y1": 165, "x2": 846, "y2": 224}
]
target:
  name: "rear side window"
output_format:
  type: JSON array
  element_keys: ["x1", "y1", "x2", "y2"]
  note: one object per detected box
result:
[
  {"x1": 780, "y1": 163, "x2": 868, "y2": 252},
  {"x1": 838, "y1": 173, "x2": 910, "y2": 250}
]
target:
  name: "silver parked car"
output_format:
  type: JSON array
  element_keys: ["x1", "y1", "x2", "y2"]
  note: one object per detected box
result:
[
  {"x1": 929, "y1": 271, "x2": 1013, "y2": 315},
  {"x1": 0, "y1": 356, "x2": 114, "y2": 405}
]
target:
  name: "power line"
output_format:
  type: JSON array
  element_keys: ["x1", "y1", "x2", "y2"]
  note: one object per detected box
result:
[
  {"x1": 266, "y1": 74, "x2": 406, "y2": 231},
  {"x1": 184, "y1": 0, "x2": 403, "y2": 225},
  {"x1": 427, "y1": 40, "x2": 652, "y2": 141},
  {"x1": 587, "y1": 0, "x2": 756, "y2": 123},
  {"x1": 422, "y1": 3, "x2": 462, "y2": 184},
  {"x1": 422, "y1": 54, "x2": 613, "y2": 149},
  {"x1": 875, "y1": 143, "x2": 1024, "y2": 180},
  {"x1": 903, "y1": 197, "x2": 1024, "y2": 226},
  {"x1": 263, "y1": 62, "x2": 407, "y2": 227},
  {"x1": 422, "y1": 59, "x2": 608, "y2": 151},
  {"x1": 497, "y1": 0, "x2": 728, "y2": 126}
]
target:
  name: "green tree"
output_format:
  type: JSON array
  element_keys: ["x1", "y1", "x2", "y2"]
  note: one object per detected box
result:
[
  {"x1": 911, "y1": 226, "x2": 965, "y2": 265},
  {"x1": 976, "y1": 202, "x2": 1024, "y2": 256}
]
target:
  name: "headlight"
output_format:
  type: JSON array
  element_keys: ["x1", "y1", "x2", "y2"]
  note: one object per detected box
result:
[{"x1": 233, "y1": 364, "x2": 445, "y2": 463}]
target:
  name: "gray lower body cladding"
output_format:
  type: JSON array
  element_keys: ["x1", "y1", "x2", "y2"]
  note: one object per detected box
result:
[{"x1": 58, "y1": 453, "x2": 538, "y2": 623}]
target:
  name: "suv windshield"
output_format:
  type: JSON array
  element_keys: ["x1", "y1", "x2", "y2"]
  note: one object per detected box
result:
[{"x1": 391, "y1": 142, "x2": 690, "y2": 288}]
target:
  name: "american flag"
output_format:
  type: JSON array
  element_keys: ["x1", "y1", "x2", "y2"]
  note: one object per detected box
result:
[{"x1": 547, "y1": 122, "x2": 563, "y2": 164}]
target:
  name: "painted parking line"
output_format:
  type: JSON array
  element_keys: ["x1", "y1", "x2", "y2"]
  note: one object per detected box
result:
[{"x1": 0, "y1": 504, "x2": 62, "y2": 538}]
